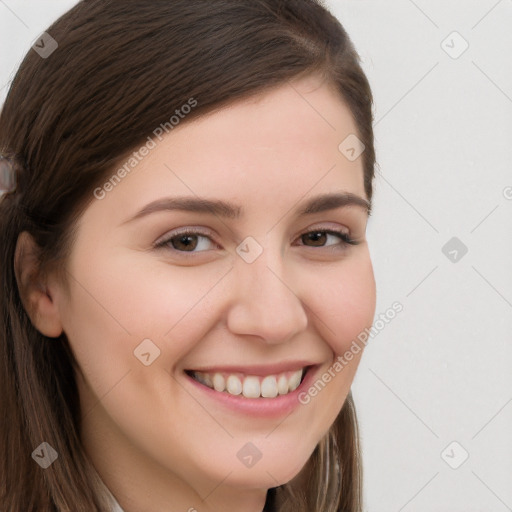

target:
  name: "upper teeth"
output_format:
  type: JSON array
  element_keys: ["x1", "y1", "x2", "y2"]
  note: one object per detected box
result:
[{"x1": 190, "y1": 369, "x2": 305, "y2": 398}]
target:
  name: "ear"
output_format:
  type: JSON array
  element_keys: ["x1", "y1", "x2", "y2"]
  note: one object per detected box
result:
[{"x1": 14, "y1": 231, "x2": 64, "y2": 338}]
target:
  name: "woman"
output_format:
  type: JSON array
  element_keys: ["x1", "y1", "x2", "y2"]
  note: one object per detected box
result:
[{"x1": 0, "y1": 1, "x2": 377, "y2": 510}]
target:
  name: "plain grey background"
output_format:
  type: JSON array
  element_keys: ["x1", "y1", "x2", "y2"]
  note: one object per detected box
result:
[{"x1": 1, "y1": 1, "x2": 511, "y2": 511}]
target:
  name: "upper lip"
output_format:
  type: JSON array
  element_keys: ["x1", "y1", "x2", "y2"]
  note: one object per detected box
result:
[{"x1": 185, "y1": 360, "x2": 320, "y2": 376}]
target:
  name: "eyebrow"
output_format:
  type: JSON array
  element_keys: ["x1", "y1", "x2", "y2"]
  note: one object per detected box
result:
[{"x1": 121, "y1": 191, "x2": 371, "y2": 226}]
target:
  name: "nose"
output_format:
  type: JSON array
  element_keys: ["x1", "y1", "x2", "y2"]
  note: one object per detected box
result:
[{"x1": 226, "y1": 247, "x2": 309, "y2": 344}]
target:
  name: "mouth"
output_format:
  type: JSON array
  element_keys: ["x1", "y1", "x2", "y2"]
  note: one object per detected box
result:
[{"x1": 184, "y1": 365, "x2": 312, "y2": 399}]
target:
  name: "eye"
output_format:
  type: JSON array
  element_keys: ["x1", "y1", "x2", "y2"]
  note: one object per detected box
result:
[
  {"x1": 154, "y1": 226, "x2": 360, "y2": 256},
  {"x1": 154, "y1": 228, "x2": 218, "y2": 253},
  {"x1": 297, "y1": 229, "x2": 359, "y2": 249}
]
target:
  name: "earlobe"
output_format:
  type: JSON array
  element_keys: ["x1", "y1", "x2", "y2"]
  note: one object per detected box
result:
[{"x1": 14, "y1": 231, "x2": 64, "y2": 338}]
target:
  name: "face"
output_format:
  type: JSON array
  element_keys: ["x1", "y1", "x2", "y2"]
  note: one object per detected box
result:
[{"x1": 48, "y1": 75, "x2": 376, "y2": 510}]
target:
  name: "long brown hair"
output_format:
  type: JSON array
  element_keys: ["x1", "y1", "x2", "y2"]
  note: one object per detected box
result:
[{"x1": 0, "y1": 1, "x2": 375, "y2": 510}]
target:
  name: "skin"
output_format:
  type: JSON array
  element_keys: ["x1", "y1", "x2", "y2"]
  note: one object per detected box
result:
[{"x1": 16, "y1": 74, "x2": 376, "y2": 512}]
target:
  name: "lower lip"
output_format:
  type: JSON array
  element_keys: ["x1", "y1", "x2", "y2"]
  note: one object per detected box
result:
[{"x1": 184, "y1": 365, "x2": 320, "y2": 419}]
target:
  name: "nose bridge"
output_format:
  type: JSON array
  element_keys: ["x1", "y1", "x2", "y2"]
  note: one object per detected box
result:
[{"x1": 226, "y1": 239, "x2": 309, "y2": 343}]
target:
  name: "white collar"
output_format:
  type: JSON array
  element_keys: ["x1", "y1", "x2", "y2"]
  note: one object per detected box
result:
[
  {"x1": 111, "y1": 499, "x2": 125, "y2": 512},
  {"x1": 103, "y1": 482, "x2": 125, "y2": 512}
]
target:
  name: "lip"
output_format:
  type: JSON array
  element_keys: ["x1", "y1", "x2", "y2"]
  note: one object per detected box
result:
[
  {"x1": 183, "y1": 363, "x2": 322, "y2": 419},
  {"x1": 184, "y1": 360, "x2": 318, "y2": 377}
]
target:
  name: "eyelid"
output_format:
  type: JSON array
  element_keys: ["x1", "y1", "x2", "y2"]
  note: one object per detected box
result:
[
  {"x1": 291, "y1": 221, "x2": 351, "y2": 243},
  {"x1": 154, "y1": 226, "x2": 218, "y2": 248},
  {"x1": 299, "y1": 221, "x2": 350, "y2": 235},
  {"x1": 154, "y1": 222, "x2": 351, "y2": 246},
  {"x1": 154, "y1": 222, "x2": 360, "y2": 258}
]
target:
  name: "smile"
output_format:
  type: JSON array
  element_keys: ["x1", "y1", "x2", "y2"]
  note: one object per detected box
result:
[{"x1": 186, "y1": 367, "x2": 308, "y2": 399}]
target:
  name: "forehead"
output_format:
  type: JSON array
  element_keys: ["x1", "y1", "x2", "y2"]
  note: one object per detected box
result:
[{"x1": 83, "y1": 76, "x2": 366, "y2": 229}]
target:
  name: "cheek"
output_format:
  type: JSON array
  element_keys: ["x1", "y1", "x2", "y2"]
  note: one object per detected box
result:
[
  {"x1": 283, "y1": 251, "x2": 375, "y2": 434},
  {"x1": 303, "y1": 251, "x2": 376, "y2": 356},
  {"x1": 60, "y1": 250, "x2": 233, "y2": 380},
  {"x1": 62, "y1": 242, "x2": 375, "y2": 388}
]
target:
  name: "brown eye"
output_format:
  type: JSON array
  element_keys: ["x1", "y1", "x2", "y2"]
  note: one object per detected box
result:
[
  {"x1": 302, "y1": 231, "x2": 328, "y2": 247},
  {"x1": 171, "y1": 234, "x2": 199, "y2": 252},
  {"x1": 155, "y1": 230, "x2": 217, "y2": 253},
  {"x1": 299, "y1": 229, "x2": 357, "y2": 248}
]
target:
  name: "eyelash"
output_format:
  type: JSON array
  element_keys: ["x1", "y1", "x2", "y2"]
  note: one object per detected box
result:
[{"x1": 154, "y1": 227, "x2": 360, "y2": 255}]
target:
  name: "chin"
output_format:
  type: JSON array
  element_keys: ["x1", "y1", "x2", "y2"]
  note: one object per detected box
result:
[{"x1": 221, "y1": 450, "x2": 314, "y2": 491}]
